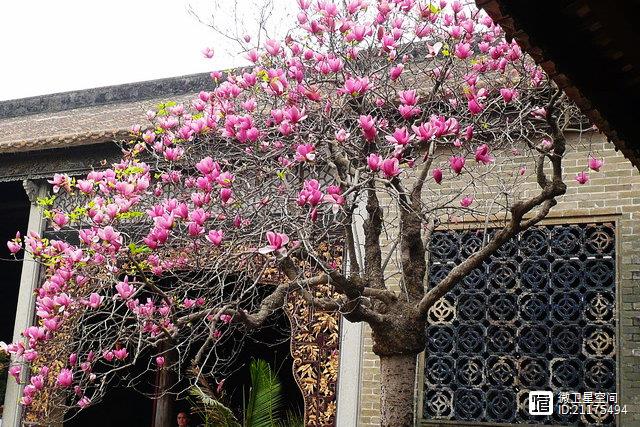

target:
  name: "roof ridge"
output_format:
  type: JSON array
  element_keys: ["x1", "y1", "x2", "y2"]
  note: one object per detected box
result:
[{"x1": 0, "y1": 72, "x2": 212, "y2": 120}]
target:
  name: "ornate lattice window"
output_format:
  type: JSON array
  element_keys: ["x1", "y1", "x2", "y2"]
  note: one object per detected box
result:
[{"x1": 422, "y1": 222, "x2": 616, "y2": 425}]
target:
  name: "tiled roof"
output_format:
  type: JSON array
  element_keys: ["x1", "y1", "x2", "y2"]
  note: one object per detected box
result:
[
  {"x1": 0, "y1": 93, "x2": 195, "y2": 153},
  {"x1": 0, "y1": 73, "x2": 211, "y2": 154}
]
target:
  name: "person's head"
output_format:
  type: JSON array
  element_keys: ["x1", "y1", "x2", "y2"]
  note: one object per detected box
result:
[{"x1": 177, "y1": 411, "x2": 190, "y2": 427}]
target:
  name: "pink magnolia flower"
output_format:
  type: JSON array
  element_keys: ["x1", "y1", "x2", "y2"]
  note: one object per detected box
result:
[
  {"x1": 156, "y1": 356, "x2": 165, "y2": 368},
  {"x1": 265, "y1": 39, "x2": 281, "y2": 56},
  {"x1": 367, "y1": 153, "x2": 383, "y2": 172},
  {"x1": 56, "y1": 369, "x2": 73, "y2": 388},
  {"x1": 220, "y1": 188, "x2": 233, "y2": 204},
  {"x1": 295, "y1": 144, "x2": 316, "y2": 162},
  {"x1": 575, "y1": 171, "x2": 590, "y2": 185},
  {"x1": 335, "y1": 129, "x2": 350, "y2": 142},
  {"x1": 432, "y1": 168, "x2": 443, "y2": 184},
  {"x1": 258, "y1": 232, "x2": 290, "y2": 254},
  {"x1": 454, "y1": 42, "x2": 472, "y2": 59},
  {"x1": 449, "y1": 156, "x2": 466, "y2": 174},
  {"x1": 201, "y1": 47, "x2": 214, "y2": 58},
  {"x1": 7, "y1": 232, "x2": 21, "y2": 254},
  {"x1": 9, "y1": 365, "x2": 21, "y2": 381},
  {"x1": 113, "y1": 348, "x2": 128, "y2": 360},
  {"x1": 78, "y1": 396, "x2": 91, "y2": 409},
  {"x1": 115, "y1": 276, "x2": 135, "y2": 300},
  {"x1": 468, "y1": 98, "x2": 484, "y2": 115},
  {"x1": 340, "y1": 77, "x2": 371, "y2": 96},
  {"x1": 474, "y1": 144, "x2": 494, "y2": 165},
  {"x1": 220, "y1": 314, "x2": 232, "y2": 324},
  {"x1": 385, "y1": 127, "x2": 414, "y2": 146},
  {"x1": 30, "y1": 374, "x2": 44, "y2": 390},
  {"x1": 206, "y1": 230, "x2": 224, "y2": 246},
  {"x1": 88, "y1": 293, "x2": 102, "y2": 309},
  {"x1": 390, "y1": 64, "x2": 404, "y2": 80},
  {"x1": 398, "y1": 90, "x2": 418, "y2": 106},
  {"x1": 588, "y1": 156, "x2": 604, "y2": 172},
  {"x1": 500, "y1": 88, "x2": 518, "y2": 103},
  {"x1": 52, "y1": 212, "x2": 69, "y2": 229},
  {"x1": 359, "y1": 115, "x2": 377, "y2": 141},
  {"x1": 380, "y1": 158, "x2": 400, "y2": 178},
  {"x1": 460, "y1": 196, "x2": 474, "y2": 208},
  {"x1": 297, "y1": 180, "x2": 323, "y2": 207}
]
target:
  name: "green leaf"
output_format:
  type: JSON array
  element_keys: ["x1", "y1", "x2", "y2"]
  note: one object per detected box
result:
[
  {"x1": 244, "y1": 359, "x2": 283, "y2": 427},
  {"x1": 127, "y1": 242, "x2": 151, "y2": 255},
  {"x1": 36, "y1": 195, "x2": 56, "y2": 207}
]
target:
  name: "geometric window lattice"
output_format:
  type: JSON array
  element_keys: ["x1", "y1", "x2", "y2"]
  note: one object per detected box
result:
[{"x1": 423, "y1": 223, "x2": 616, "y2": 425}]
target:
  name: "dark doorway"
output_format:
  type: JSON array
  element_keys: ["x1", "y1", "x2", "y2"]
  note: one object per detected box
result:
[{"x1": 0, "y1": 181, "x2": 31, "y2": 403}]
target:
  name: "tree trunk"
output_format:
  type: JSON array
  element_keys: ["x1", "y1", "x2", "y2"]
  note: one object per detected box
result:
[{"x1": 379, "y1": 353, "x2": 417, "y2": 427}]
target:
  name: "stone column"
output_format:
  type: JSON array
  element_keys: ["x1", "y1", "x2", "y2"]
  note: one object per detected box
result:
[
  {"x1": 335, "y1": 197, "x2": 366, "y2": 427},
  {"x1": 3, "y1": 180, "x2": 48, "y2": 427}
]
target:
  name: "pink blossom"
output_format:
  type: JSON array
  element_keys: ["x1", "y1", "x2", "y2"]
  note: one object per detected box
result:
[
  {"x1": 7, "y1": 232, "x2": 21, "y2": 254},
  {"x1": 588, "y1": 156, "x2": 604, "y2": 172},
  {"x1": 220, "y1": 314, "x2": 232, "y2": 324},
  {"x1": 367, "y1": 153, "x2": 383, "y2": 172},
  {"x1": 454, "y1": 42, "x2": 472, "y2": 59},
  {"x1": 53, "y1": 212, "x2": 69, "y2": 229},
  {"x1": 340, "y1": 77, "x2": 371, "y2": 96},
  {"x1": 432, "y1": 168, "x2": 443, "y2": 184},
  {"x1": 201, "y1": 47, "x2": 214, "y2": 58},
  {"x1": 359, "y1": 115, "x2": 377, "y2": 141},
  {"x1": 30, "y1": 374, "x2": 44, "y2": 390},
  {"x1": 295, "y1": 144, "x2": 316, "y2": 162},
  {"x1": 474, "y1": 144, "x2": 494, "y2": 165},
  {"x1": 156, "y1": 356, "x2": 165, "y2": 368},
  {"x1": 258, "y1": 232, "x2": 290, "y2": 254},
  {"x1": 449, "y1": 156, "x2": 465, "y2": 174},
  {"x1": 265, "y1": 39, "x2": 281, "y2": 56},
  {"x1": 206, "y1": 230, "x2": 224, "y2": 246},
  {"x1": 115, "y1": 276, "x2": 136, "y2": 300},
  {"x1": 87, "y1": 293, "x2": 102, "y2": 309},
  {"x1": 390, "y1": 64, "x2": 404, "y2": 81},
  {"x1": 9, "y1": 365, "x2": 21, "y2": 381},
  {"x1": 113, "y1": 348, "x2": 128, "y2": 360},
  {"x1": 78, "y1": 396, "x2": 91, "y2": 408},
  {"x1": 468, "y1": 98, "x2": 484, "y2": 115},
  {"x1": 500, "y1": 88, "x2": 518, "y2": 103},
  {"x1": 575, "y1": 171, "x2": 590, "y2": 185},
  {"x1": 335, "y1": 129, "x2": 350, "y2": 142},
  {"x1": 385, "y1": 127, "x2": 414, "y2": 146},
  {"x1": 460, "y1": 196, "x2": 474, "y2": 208},
  {"x1": 380, "y1": 158, "x2": 400, "y2": 178},
  {"x1": 220, "y1": 188, "x2": 233, "y2": 204},
  {"x1": 56, "y1": 369, "x2": 73, "y2": 388},
  {"x1": 398, "y1": 90, "x2": 418, "y2": 106}
]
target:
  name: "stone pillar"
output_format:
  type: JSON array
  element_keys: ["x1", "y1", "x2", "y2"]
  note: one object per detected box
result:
[
  {"x1": 3, "y1": 180, "x2": 47, "y2": 427},
  {"x1": 335, "y1": 197, "x2": 366, "y2": 427}
]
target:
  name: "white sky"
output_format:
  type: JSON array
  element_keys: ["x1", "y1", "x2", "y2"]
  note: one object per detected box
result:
[{"x1": 0, "y1": 0, "x2": 294, "y2": 101}]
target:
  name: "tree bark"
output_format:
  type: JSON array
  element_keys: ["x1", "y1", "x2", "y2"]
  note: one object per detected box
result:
[{"x1": 379, "y1": 353, "x2": 417, "y2": 427}]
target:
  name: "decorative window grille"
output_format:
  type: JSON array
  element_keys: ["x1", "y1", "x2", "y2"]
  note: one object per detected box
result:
[{"x1": 423, "y1": 223, "x2": 616, "y2": 425}]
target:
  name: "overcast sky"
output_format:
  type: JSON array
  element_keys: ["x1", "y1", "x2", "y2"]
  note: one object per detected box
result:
[{"x1": 0, "y1": 0, "x2": 294, "y2": 101}]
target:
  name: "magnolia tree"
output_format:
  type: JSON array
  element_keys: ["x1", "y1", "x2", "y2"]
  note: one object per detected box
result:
[{"x1": 4, "y1": 0, "x2": 602, "y2": 425}]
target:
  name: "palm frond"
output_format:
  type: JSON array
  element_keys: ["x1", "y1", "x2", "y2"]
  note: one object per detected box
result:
[
  {"x1": 243, "y1": 359, "x2": 284, "y2": 427},
  {"x1": 189, "y1": 385, "x2": 241, "y2": 427}
]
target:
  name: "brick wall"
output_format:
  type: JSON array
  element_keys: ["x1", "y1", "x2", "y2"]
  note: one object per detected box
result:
[{"x1": 356, "y1": 136, "x2": 640, "y2": 426}]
